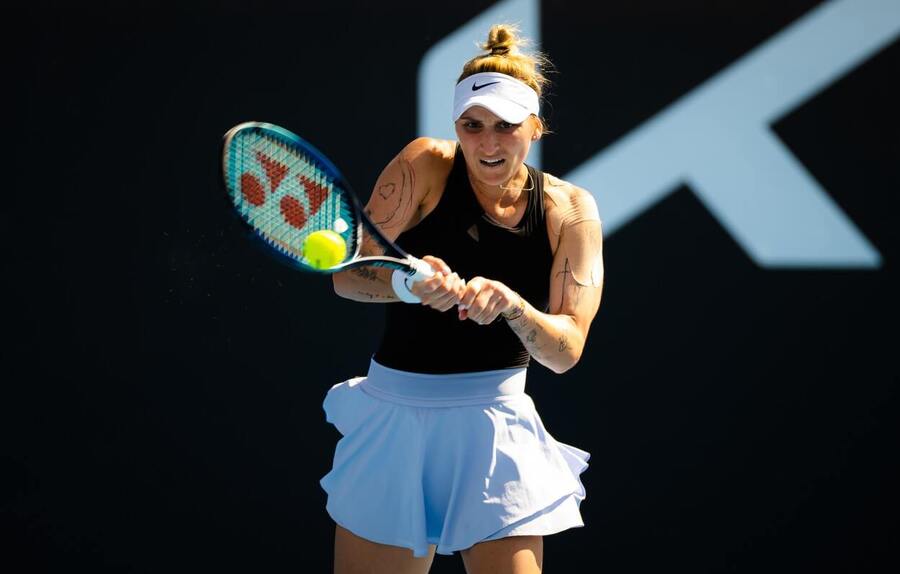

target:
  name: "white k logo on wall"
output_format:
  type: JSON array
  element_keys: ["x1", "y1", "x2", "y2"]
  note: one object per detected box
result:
[{"x1": 419, "y1": 0, "x2": 899, "y2": 268}]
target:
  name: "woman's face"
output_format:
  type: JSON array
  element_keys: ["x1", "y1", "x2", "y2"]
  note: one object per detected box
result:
[{"x1": 454, "y1": 106, "x2": 542, "y2": 189}]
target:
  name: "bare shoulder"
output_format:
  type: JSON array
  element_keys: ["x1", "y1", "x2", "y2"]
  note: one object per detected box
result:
[
  {"x1": 372, "y1": 138, "x2": 453, "y2": 203},
  {"x1": 542, "y1": 172, "x2": 601, "y2": 244},
  {"x1": 398, "y1": 137, "x2": 455, "y2": 176},
  {"x1": 399, "y1": 137, "x2": 455, "y2": 216},
  {"x1": 366, "y1": 138, "x2": 456, "y2": 235}
]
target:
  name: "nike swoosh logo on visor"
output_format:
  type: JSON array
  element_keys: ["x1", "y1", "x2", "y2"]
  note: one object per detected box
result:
[{"x1": 472, "y1": 81, "x2": 501, "y2": 91}]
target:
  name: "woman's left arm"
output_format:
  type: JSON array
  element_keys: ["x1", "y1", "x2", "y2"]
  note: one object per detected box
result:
[{"x1": 459, "y1": 187, "x2": 604, "y2": 373}]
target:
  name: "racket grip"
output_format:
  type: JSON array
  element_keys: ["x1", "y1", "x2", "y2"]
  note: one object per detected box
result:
[{"x1": 391, "y1": 257, "x2": 435, "y2": 303}]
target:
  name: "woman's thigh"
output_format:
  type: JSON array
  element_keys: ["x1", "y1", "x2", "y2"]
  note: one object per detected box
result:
[
  {"x1": 460, "y1": 535, "x2": 543, "y2": 574},
  {"x1": 334, "y1": 524, "x2": 436, "y2": 574}
]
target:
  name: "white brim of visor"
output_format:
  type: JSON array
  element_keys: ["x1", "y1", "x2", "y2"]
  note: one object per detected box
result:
[{"x1": 452, "y1": 72, "x2": 540, "y2": 124}]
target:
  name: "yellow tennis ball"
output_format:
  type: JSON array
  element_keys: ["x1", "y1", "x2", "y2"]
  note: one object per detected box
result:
[{"x1": 302, "y1": 230, "x2": 347, "y2": 270}]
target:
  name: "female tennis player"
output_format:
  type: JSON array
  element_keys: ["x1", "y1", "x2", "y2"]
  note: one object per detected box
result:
[{"x1": 324, "y1": 24, "x2": 604, "y2": 574}]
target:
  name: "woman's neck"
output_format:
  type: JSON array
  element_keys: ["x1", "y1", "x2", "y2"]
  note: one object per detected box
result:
[{"x1": 467, "y1": 165, "x2": 532, "y2": 225}]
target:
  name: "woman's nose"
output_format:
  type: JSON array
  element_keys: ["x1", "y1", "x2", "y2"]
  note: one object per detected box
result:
[{"x1": 479, "y1": 130, "x2": 500, "y2": 153}]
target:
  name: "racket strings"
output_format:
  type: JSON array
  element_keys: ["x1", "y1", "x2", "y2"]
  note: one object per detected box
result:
[{"x1": 226, "y1": 130, "x2": 359, "y2": 263}]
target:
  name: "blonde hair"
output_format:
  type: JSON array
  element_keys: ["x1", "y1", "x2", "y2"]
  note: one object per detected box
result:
[{"x1": 457, "y1": 24, "x2": 551, "y2": 98}]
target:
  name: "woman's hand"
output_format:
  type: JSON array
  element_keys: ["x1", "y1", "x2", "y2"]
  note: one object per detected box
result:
[
  {"x1": 457, "y1": 277, "x2": 520, "y2": 324},
  {"x1": 409, "y1": 255, "x2": 466, "y2": 312}
]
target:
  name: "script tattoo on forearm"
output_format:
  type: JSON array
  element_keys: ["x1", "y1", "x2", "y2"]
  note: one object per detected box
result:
[
  {"x1": 371, "y1": 158, "x2": 415, "y2": 230},
  {"x1": 356, "y1": 291, "x2": 395, "y2": 301}
]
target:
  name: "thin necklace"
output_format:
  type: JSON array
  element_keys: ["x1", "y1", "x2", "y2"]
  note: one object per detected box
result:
[
  {"x1": 483, "y1": 171, "x2": 533, "y2": 229},
  {"x1": 499, "y1": 169, "x2": 534, "y2": 192}
]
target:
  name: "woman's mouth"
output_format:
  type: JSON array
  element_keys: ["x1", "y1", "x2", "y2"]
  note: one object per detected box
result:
[{"x1": 479, "y1": 158, "x2": 505, "y2": 168}]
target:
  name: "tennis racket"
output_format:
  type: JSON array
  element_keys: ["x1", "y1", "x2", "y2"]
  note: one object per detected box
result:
[{"x1": 221, "y1": 122, "x2": 434, "y2": 295}]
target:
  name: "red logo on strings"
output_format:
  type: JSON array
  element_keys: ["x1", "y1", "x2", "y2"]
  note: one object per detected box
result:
[{"x1": 239, "y1": 150, "x2": 329, "y2": 230}]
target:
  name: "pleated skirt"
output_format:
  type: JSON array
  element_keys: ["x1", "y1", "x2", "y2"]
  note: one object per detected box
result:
[{"x1": 319, "y1": 359, "x2": 589, "y2": 557}]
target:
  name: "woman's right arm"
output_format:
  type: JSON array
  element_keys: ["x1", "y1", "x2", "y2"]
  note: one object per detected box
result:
[{"x1": 332, "y1": 138, "x2": 450, "y2": 302}]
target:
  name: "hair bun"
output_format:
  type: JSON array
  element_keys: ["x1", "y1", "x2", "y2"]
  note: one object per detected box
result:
[
  {"x1": 459, "y1": 23, "x2": 551, "y2": 99},
  {"x1": 483, "y1": 24, "x2": 518, "y2": 57}
]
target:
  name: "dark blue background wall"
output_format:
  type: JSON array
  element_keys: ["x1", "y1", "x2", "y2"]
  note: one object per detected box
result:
[{"x1": 6, "y1": 1, "x2": 898, "y2": 572}]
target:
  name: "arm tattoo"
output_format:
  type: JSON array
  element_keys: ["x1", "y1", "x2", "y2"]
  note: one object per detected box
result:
[
  {"x1": 360, "y1": 209, "x2": 386, "y2": 256},
  {"x1": 371, "y1": 158, "x2": 415, "y2": 230},
  {"x1": 356, "y1": 291, "x2": 395, "y2": 301},
  {"x1": 351, "y1": 267, "x2": 379, "y2": 282},
  {"x1": 559, "y1": 334, "x2": 571, "y2": 353},
  {"x1": 509, "y1": 313, "x2": 546, "y2": 357},
  {"x1": 557, "y1": 257, "x2": 592, "y2": 308},
  {"x1": 555, "y1": 258, "x2": 573, "y2": 309}
]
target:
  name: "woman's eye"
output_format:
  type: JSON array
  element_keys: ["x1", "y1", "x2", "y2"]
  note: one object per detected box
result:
[
  {"x1": 463, "y1": 122, "x2": 482, "y2": 130},
  {"x1": 496, "y1": 122, "x2": 518, "y2": 132}
]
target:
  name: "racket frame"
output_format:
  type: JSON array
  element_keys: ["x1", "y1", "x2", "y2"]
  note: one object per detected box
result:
[{"x1": 221, "y1": 121, "x2": 427, "y2": 277}]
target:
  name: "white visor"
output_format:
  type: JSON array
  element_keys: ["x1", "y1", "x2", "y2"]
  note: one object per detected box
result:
[{"x1": 452, "y1": 72, "x2": 540, "y2": 124}]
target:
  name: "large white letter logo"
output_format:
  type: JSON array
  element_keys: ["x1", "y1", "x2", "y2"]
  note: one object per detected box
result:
[{"x1": 419, "y1": 0, "x2": 899, "y2": 268}]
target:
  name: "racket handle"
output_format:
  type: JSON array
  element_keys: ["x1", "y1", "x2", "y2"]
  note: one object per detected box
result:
[{"x1": 391, "y1": 257, "x2": 435, "y2": 303}]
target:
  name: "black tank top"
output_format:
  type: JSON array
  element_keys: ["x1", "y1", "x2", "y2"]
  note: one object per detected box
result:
[{"x1": 373, "y1": 147, "x2": 554, "y2": 373}]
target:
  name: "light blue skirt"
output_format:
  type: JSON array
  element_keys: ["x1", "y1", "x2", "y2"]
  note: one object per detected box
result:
[{"x1": 320, "y1": 359, "x2": 590, "y2": 557}]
